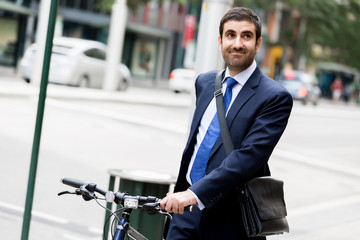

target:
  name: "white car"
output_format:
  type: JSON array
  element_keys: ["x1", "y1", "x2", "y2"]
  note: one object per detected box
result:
[
  {"x1": 19, "y1": 37, "x2": 132, "y2": 91},
  {"x1": 169, "y1": 68, "x2": 196, "y2": 93}
]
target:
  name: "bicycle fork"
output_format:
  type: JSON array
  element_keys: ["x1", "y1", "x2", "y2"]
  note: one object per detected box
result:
[
  {"x1": 113, "y1": 209, "x2": 148, "y2": 240},
  {"x1": 114, "y1": 209, "x2": 131, "y2": 240}
]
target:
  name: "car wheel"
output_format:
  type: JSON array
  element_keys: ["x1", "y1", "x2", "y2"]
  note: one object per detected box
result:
[
  {"x1": 78, "y1": 75, "x2": 90, "y2": 88},
  {"x1": 118, "y1": 78, "x2": 129, "y2": 91}
]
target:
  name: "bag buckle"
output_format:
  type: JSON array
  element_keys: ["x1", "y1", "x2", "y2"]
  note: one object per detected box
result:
[{"x1": 214, "y1": 88, "x2": 222, "y2": 97}]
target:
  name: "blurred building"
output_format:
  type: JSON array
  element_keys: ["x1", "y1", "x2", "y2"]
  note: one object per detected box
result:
[
  {"x1": 0, "y1": 0, "x2": 35, "y2": 67},
  {"x1": 260, "y1": 2, "x2": 308, "y2": 79},
  {"x1": 0, "y1": 0, "x2": 200, "y2": 85}
]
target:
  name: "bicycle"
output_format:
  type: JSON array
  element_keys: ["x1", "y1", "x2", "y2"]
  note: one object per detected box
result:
[{"x1": 58, "y1": 177, "x2": 192, "y2": 240}]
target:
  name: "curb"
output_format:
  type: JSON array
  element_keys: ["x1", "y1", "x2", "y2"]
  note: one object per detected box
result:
[{"x1": 0, "y1": 77, "x2": 192, "y2": 108}]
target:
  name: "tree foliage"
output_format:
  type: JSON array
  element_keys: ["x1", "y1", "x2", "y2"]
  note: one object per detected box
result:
[
  {"x1": 95, "y1": 0, "x2": 187, "y2": 13},
  {"x1": 97, "y1": 0, "x2": 360, "y2": 69},
  {"x1": 237, "y1": 0, "x2": 360, "y2": 70}
]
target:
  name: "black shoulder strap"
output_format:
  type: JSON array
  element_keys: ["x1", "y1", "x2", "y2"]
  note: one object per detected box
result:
[{"x1": 214, "y1": 70, "x2": 234, "y2": 156}]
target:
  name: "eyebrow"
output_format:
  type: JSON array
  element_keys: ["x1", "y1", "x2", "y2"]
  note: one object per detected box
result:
[
  {"x1": 224, "y1": 29, "x2": 236, "y2": 35},
  {"x1": 241, "y1": 30, "x2": 254, "y2": 36},
  {"x1": 224, "y1": 29, "x2": 254, "y2": 36}
]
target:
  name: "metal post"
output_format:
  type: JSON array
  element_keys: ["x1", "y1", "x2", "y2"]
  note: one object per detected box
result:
[
  {"x1": 20, "y1": 1, "x2": 58, "y2": 239},
  {"x1": 104, "y1": 176, "x2": 116, "y2": 238},
  {"x1": 31, "y1": 0, "x2": 51, "y2": 86},
  {"x1": 188, "y1": 0, "x2": 233, "y2": 129},
  {"x1": 194, "y1": 0, "x2": 233, "y2": 76},
  {"x1": 103, "y1": 0, "x2": 128, "y2": 91}
]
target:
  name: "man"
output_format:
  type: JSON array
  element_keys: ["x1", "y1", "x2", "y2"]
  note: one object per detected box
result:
[{"x1": 160, "y1": 7, "x2": 293, "y2": 239}]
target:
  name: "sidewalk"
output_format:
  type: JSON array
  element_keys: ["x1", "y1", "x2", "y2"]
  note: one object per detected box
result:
[{"x1": 0, "y1": 68, "x2": 192, "y2": 108}]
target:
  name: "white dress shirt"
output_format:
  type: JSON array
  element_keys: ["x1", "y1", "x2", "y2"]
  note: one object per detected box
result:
[{"x1": 186, "y1": 61, "x2": 257, "y2": 209}]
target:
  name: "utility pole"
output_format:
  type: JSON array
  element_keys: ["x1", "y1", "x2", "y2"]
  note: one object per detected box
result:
[
  {"x1": 30, "y1": 0, "x2": 51, "y2": 86},
  {"x1": 194, "y1": 0, "x2": 233, "y2": 76},
  {"x1": 186, "y1": 0, "x2": 233, "y2": 131},
  {"x1": 21, "y1": 1, "x2": 58, "y2": 239},
  {"x1": 103, "y1": 0, "x2": 127, "y2": 91}
]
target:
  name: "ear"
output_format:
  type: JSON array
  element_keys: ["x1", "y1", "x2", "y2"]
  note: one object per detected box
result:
[
  {"x1": 218, "y1": 35, "x2": 222, "y2": 52},
  {"x1": 255, "y1": 37, "x2": 262, "y2": 53}
]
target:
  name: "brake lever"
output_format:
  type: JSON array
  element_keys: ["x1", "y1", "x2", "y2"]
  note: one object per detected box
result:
[
  {"x1": 77, "y1": 186, "x2": 96, "y2": 201},
  {"x1": 58, "y1": 190, "x2": 76, "y2": 196},
  {"x1": 141, "y1": 202, "x2": 159, "y2": 215},
  {"x1": 142, "y1": 203, "x2": 172, "y2": 219},
  {"x1": 158, "y1": 209, "x2": 172, "y2": 220}
]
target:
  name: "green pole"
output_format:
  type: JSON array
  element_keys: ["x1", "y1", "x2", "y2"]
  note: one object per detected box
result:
[{"x1": 21, "y1": 1, "x2": 58, "y2": 239}]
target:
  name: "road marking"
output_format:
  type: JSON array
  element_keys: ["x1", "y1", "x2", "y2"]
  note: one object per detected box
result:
[
  {"x1": 274, "y1": 148, "x2": 360, "y2": 177},
  {"x1": 88, "y1": 227, "x2": 102, "y2": 235},
  {"x1": 0, "y1": 201, "x2": 69, "y2": 224},
  {"x1": 0, "y1": 200, "x2": 103, "y2": 236},
  {"x1": 62, "y1": 234, "x2": 84, "y2": 240},
  {"x1": 292, "y1": 103, "x2": 360, "y2": 120},
  {"x1": 45, "y1": 98, "x2": 187, "y2": 134},
  {"x1": 289, "y1": 194, "x2": 360, "y2": 217}
]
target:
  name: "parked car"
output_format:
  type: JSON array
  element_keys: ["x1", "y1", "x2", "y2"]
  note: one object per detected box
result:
[
  {"x1": 276, "y1": 70, "x2": 321, "y2": 105},
  {"x1": 19, "y1": 37, "x2": 132, "y2": 91},
  {"x1": 169, "y1": 68, "x2": 196, "y2": 93}
]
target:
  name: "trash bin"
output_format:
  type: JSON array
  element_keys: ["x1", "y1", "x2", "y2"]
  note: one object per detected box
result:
[{"x1": 104, "y1": 169, "x2": 176, "y2": 240}]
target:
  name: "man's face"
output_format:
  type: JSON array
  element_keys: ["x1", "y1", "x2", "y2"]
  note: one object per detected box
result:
[{"x1": 218, "y1": 20, "x2": 261, "y2": 76}]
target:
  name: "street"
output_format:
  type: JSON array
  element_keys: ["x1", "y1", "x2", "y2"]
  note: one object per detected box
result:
[{"x1": 1, "y1": 76, "x2": 360, "y2": 239}]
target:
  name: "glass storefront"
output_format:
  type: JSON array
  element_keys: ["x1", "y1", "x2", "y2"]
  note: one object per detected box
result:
[
  {"x1": 0, "y1": 18, "x2": 18, "y2": 66},
  {"x1": 131, "y1": 39, "x2": 158, "y2": 79}
]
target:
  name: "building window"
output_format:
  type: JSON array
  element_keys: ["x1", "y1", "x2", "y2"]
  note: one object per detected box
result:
[
  {"x1": 66, "y1": 0, "x2": 76, "y2": 8},
  {"x1": 80, "y1": 0, "x2": 88, "y2": 11},
  {"x1": 131, "y1": 39, "x2": 157, "y2": 78}
]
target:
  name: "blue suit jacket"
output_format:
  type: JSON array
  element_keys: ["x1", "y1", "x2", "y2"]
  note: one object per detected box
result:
[{"x1": 173, "y1": 67, "x2": 292, "y2": 234}]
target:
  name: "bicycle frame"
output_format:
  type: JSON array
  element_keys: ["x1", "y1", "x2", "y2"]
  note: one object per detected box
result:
[
  {"x1": 111, "y1": 208, "x2": 148, "y2": 240},
  {"x1": 59, "y1": 178, "x2": 180, "y2": 240},
  {"x1": 113, "y1": 209, "x2": 131, "y2": 240}
]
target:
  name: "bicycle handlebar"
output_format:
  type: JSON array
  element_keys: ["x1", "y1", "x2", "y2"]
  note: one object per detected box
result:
[
  {"x1": 61, "y1": 177, "x2": 85, "y2": 188},
  {"x1": 59, "y1": 177, "x2": 193, "y2": 213},
  {"x1": 61, "y1": 178, "x2": 109, "y2": 200}
]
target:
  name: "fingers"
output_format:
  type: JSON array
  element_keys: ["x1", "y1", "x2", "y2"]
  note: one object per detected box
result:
[
  {"x1": 160, "y1": 191, "x2": 195, "y2": 214},
  {"x1": 161, "y1": 194, "x2": 181, "y2": 214},
  {"x1": 159, "y1": 195, "x2": 169, "y2": 210}
]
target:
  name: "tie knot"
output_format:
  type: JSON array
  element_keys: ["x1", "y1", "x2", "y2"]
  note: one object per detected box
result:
[{"x1": 226, "y1": 77, "x2": 237, "y2": 90}]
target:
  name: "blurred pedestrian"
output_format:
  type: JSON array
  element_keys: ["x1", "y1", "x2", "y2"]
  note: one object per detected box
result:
[
  {"x1": 343, "y1": 83, "x2": 352, "y2": 103},
  {"x1": 160, "y1": 7, "x2": 293, "y2": 240},
  {"x1": 331, "y1": 76, "x2": 343, "y2": 104}
]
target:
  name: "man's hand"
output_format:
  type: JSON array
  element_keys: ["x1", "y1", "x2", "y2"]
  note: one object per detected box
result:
[{"x1": 160, "y1": 190, "x2": 197, "y2": 214}]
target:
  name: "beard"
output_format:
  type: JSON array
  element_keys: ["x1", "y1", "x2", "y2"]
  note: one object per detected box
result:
[{"x1": 222, "y1": 45, "x2": 257, "y2": 73}]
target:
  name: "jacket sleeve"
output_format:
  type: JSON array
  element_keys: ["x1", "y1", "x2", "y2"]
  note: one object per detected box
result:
[{"x1": 189, "y1": 84, "x2": 293, "y2": 209}]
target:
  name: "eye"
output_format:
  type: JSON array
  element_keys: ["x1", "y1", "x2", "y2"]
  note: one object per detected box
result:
[
  {"x1": 225, "y1": 31, "x2": 236, "y2": 38},
  {"x1": 243, "y1": 34, "x2": 252, "y2": 39}
]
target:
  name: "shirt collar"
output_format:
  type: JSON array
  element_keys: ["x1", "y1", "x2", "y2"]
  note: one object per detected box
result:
[{"x1": 223, "y1": 60, "x2": 257, "y2": 86}]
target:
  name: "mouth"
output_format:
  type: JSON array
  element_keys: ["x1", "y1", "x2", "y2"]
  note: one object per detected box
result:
[
  {"x1": 230, "y1": 52, "x2": 246, "y2": 57},
  {"x1": 229, "y1": 49, "x2": 246, "y2": 56}
]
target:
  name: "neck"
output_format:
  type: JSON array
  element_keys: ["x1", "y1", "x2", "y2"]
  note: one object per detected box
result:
[{"x1": 227, "y1": 60, "x2": 257, "y2": 77}]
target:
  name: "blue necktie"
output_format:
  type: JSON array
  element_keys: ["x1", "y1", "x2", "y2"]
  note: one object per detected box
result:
[{"x1": 190, "y1": 77, "x2": 238, "y2": 184}]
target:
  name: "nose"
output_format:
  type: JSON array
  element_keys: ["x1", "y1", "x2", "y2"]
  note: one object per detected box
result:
[{"x1": 233, "y1": 36, "x2": 243, "y2": 49}]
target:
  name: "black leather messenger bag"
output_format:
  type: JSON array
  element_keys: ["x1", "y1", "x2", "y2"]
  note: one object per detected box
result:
[{"x1": 214, "y1": 71, "x2": 289, "y2": 237}]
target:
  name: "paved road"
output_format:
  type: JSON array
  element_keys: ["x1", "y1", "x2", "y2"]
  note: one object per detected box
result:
[{"x1": 1, "y1": 74, "x2": 360, "y2": 239}]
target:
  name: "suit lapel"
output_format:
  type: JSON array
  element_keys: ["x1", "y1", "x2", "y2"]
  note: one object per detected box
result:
[
  {"x1": 187, "y1": 74, "x2": 216, "y2": 149},
  {"x1": 210, "y1": 66, "x2": 262, "y2": 156}
]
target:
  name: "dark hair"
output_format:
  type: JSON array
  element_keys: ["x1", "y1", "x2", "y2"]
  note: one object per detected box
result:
[{"x1": 219, "y1": 7, "x2": 262, "y2": 41}]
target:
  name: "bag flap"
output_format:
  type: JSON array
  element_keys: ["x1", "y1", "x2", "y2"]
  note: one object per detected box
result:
[{"x1": 246, "y1": 177, "x2": 287, "y2": 220}]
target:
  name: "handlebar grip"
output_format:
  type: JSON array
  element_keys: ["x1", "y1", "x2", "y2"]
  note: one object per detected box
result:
[{"x1": 61, "y1": 178, "x2": 86, "y2": 188}]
